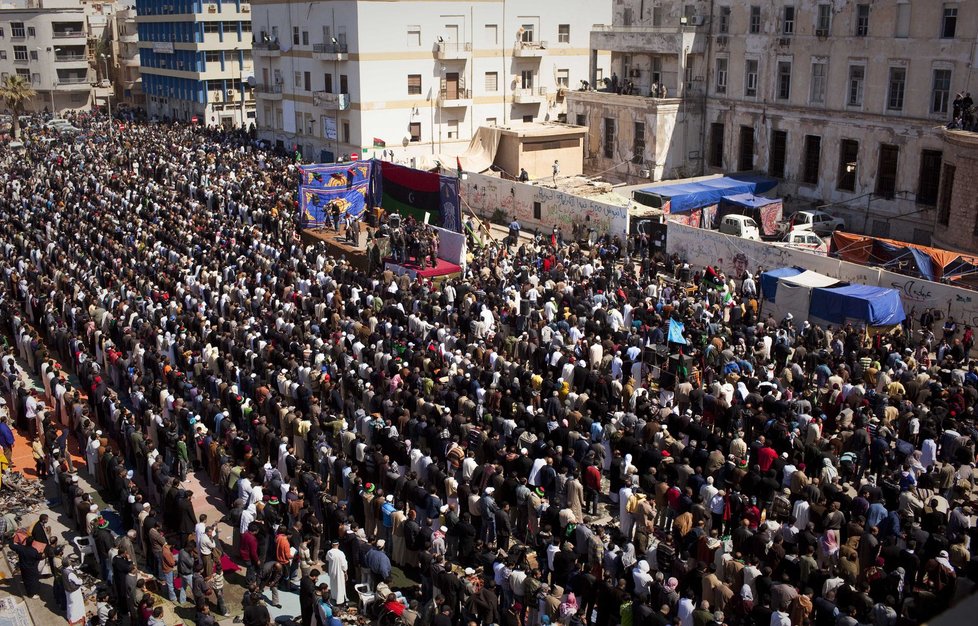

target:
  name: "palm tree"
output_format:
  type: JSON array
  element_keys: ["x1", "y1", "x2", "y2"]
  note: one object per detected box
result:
[{"x1": 0, "y1": 75, "x2": 37, "y2": 139}]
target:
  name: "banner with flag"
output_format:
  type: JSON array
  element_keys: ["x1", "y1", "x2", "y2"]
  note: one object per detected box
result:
[
  {"x1": 299, "y1": 185, "x2": 368, "y2": 227},
  {"x1": 299, "y1": 162, "x2": 372, "y2": 189},
  {"x1": 379, "y1": 161, "x2": 461, "y2": 232},
  {"x1": 668, "y1": 318, "x2": 687, "y2": 345}
]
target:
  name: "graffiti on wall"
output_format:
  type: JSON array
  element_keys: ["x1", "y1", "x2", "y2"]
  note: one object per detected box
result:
[{"x1": 462, "y1": 173, "x2": 629, "y2": 235}]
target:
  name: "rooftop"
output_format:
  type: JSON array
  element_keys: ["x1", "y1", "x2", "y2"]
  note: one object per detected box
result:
[{"x1": 488, "y1": 121, "x2": 586, "y2": 138}]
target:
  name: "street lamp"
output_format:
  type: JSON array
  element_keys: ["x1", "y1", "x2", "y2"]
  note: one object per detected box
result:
[{"x1": 99, "y1": 53, "x2": 113, "y2": 135}]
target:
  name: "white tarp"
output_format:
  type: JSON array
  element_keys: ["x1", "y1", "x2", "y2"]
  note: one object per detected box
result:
[
  {"x1": 414, "y1": 126, "x2": 502, "y2": 173},
  {"x1": 766, "y1": 270, "x2": 840, "y2": 324}
]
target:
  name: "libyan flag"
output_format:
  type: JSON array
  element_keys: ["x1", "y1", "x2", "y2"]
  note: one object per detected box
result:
[
  {"x1": 380, "y1": 161, "x2": 441, "y2": 221},
  {"x1": 373, "y1": 137, "x2": 386, "y2": 148}
]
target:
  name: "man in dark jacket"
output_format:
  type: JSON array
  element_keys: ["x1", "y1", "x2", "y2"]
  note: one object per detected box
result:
[{"x1": 299, "y1": 569, "x2": 321, "y2": 626}]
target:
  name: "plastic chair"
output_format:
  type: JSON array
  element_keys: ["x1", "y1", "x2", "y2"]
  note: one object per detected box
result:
[
  {"x1": 355, "y1": 583, "x2": 376, "y2": 612},
  {"x1": 73, "y1": 536, "x2": 96, "y2": 568}
]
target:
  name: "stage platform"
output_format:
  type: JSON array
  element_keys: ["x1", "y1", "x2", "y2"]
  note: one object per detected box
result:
[
  {"x1": 385, "y1": 257, "x2": 462, "y2": 280},
  {"x1": 299, "y1": 226, "x2": 380, "y2": 271}
]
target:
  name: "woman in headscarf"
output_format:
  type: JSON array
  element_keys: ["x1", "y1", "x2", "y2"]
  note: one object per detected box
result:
[
  {"x1": 632, "y1": 560, "x2": 654, "y2": 601},
  {"x1": 820, "y1": 457, "x2": 839, "y2": 484},
  {"x1": 558, "y1": 591, "x2": 579, "y2": 624},
  {"x1": 726, "y1": 584, "x2": 754, "y2": 625}
]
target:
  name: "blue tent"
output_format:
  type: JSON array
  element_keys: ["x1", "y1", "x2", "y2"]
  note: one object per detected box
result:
[
  {"x1": 809, "y1": 284, "x2": 906, "y2": 327},
  {"x1": 760, "y1": 267, "x2": 803, "y2": 302},
  {"x1": 633, "y1": 175, "x2": 778, "y2": 213}
]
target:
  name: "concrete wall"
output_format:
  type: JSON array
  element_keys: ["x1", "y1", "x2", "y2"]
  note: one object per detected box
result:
[
  {"x1": 461, "y1": 171, "x2": 629, "y2": 236},
  {"x1": 932, "y1": 129, "x2": 978, "y2": 253},
  {"x1": 495, "y1": 129, "x2": 584, "y2": 181},
  {"x1": 666, "y1": 222, "x2": 978, "y2": 332}
]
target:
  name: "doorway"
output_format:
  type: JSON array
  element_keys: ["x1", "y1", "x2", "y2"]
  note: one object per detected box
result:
[{"x1": 445, "y1": 72, "x2": 459, "y2": 99}]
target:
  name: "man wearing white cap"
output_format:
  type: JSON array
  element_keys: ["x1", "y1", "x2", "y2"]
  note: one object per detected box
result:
[{"x1": 325, "y1": 540, "x2": 348, "y2": 605}]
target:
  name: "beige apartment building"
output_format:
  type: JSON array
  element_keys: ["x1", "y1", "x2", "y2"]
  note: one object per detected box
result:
[{"x1": 571, "y1": 0, "x2": 973, "y2": 243}]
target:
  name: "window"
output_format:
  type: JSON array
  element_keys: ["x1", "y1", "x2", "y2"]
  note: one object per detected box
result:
[
  {"x1": 522, "y1": 115, "x2": 533, "y2": 123},
  {"x1": 719, "y1": 6, "x2": 730, "y2": 34},
  {"x1": 520, "y1": 70, "x2": 534, "y2": 89},
  {"x1": 533, "y1": 201, "x2": 541, "y2": 220},
  {"x1": 802, "y1": 135, "x2": 821, "y2": 184},
  {"x1": 810, "y1": 61, "x2": 826, "y2": 104},
  {"x1": 816, "y1": 4, "x2": 831, "y2": 35},
  {"x1": 942, "y1": 5, "x2": 958, "y2": 39},
  {"x1": 938, "y1": 164, "x2": 955, "y2": 225},
  {"x1": 0, "y1": 27, "x2": 4, "y2": 37},
  {"x1": 205, "y1": 50, "x2": 221, "y2": 64},
  {"x1": 576, "y1": 114, "x2": 586, "y2": 127},
  {"x1": 293, "y1": 26, "x2": 299, "y2": 45},
  {"x1": 485, "y1": 71, "x2": 498, "y2": 92},
  {"x1": 887, "y1": 66, "x2": 906, "y2": 111},
  {"x1": 745, "y1": 59, "x2": 758, "y2": 97},
  {"x1": 782, "y1": 6, "x2": 795, "y2": 35},
  {"x1": 15, "y1": 68, "x2": 28, "y2": 80},
  {"x1": 340, "y1": 74, "x2": 348, "y2": 93},
  {"x1": 302, "y1": 30, "x2": 309, "y2": 46},
  {"x1": 409, "y1": 123, "x2": 421, "y2": 142},
  {"x1": 777, "y1": 61, "x2": 791, "y2": 100},
  {"x1": 13, "y1": 45, "x2": 26, "y2": 61},
  {"x1": 26, "y1": 27, "x2": 34, "y2": 37},
  {"x1": 749, "y1": 6, "x2": 761, "y2": 33},
  {"x1": 838, "y1": 139, "x2": 859, "y2": 191},
  {"x1": 520, "y1": 24, "x2": 534, "y2": 43},
  {"x1": 932, "y1": 69, "x2": 951, "y2": 114},
  {"x1": 558, "y1": 24, "x2": 570, "y2": 44},
  {"x1": 876, "y1": 144, "x2": 899, "y2": 198},
  {"x1": 323, "y1": 73, "x2": 333, "y2": 93},
  {"x1": 715, "y1": 57, "x2": 727, "y2": 94},
  {"x1": 11, "y1": 22, "x2": 24, "y2": 38},
  {"x1": 896, "y1": 3, "x2": 910, "y2": 38},
  {"x1": 769, "y1": 130, "x2": 787, "y2": 178},
  {"x1": 294, "y1": 71, "x2": 302, "y2": 89},
  {"x1": 304, "y1": 71, "x2": 311, "y2": 92},
  {"x1": 447, "y1": 119, "x2": 459, "y2": 140},
  {"x1": 485, "y1": 24, "x2": 498, "y2": 45},
  {"x1": 342, "y1": 121, "x2": 350, "y2": 144},
  {"x1": 0, "y1": 51, "x2": 5, "y2": 60},
  {"x1": 632, "y1": 122, "x2": 645, "y2": 164},
  {"x1": 407, "y1": 74, "x2": 421, "y2": 95},
  {"x1": 556, "y1": 69, "x2": 569, "y2": 88},
  {"x1": 407, "y1": 26, "x2": 421, "y2": 47},
  {"x1": 738, "y1": 126, "x2": 755, "y2": 171},
  {"x1": 856, "y1": 4, "x2": 870, "y2": 36},
  {"x1": 603, "y1": 118, "x2": 615, "y2": 159},
  {"x1": 848, "y1": 65, "x2": 865, "y2": 107},
  {"x1": 486, "y1": 117, "x2": 497, "y2": 126},
  {"x1": 709, "y1": 123, "x2": 724, "y2": 168},
  {"x1": 917, "y1": 149, "x2": 942, "y2": 206},
  {"x1": 28, "y1": 50, "x2": 36, "y2": 61},
  {"x1": 204, "y1": 22, "x2": 220, "y2": 33}
]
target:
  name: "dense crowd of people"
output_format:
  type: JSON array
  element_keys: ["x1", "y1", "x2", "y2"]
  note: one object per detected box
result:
[{"x1": 0, "y1": 113, "x2": 975, "y2": 626}]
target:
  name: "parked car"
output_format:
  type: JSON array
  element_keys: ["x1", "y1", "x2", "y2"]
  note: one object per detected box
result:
[
  {"x1": 718, "y1": 214, "x2": 761, "y2": 240},
  {"x1": 781, "y1": 210, "x2": 845, "y2": 236},
  {"x1": 772, "y1": 230, "x2": 829, "y2": 255}
]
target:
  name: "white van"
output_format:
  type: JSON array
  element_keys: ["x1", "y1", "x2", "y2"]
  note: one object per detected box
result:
[{"x1": 718, "y1": 214, "x2": 761, "y2": 240}]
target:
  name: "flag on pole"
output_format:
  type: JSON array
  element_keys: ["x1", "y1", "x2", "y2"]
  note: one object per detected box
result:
[{"x1": 668, "y1": 318, "x2": 687, "y2": 345}]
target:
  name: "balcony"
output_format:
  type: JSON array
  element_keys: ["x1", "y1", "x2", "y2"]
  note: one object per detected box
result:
[
  {"x1": 513, "y1": 86, "x2": 547, "y2": 104},
  {"x1": 52, "y1": 30, "x2": 86, "y2": 41},
  {"x1": 255, "y1": 84, "x2": 282, "y2": 100},
  {"x1": 121, "y1": 56, "x2": 141, "y2": 67},
  {"x1": 513, "y1": 40, "x2": 547, "y2": 57},
  {"x1": 55, "y1": 53, "x2": 88, "y2": 63},
  {"x1": 120, "y1": 33, "x2": 138, "y2": 44},
  {"x1": 589, "y1": 24, "x2": 707, "y2": 55},
  {"x1": 438, "y1": 87, "x2": 472, "y2": 107},
  {"x1": 58, "y1": 76, "x2": 91, "y2": 88},
  {"x1": 252, "y1": 41, "x2": 281, "y2": 57},
  {"x1": 436, "y1": 41, "x2": 471, "y2": 60},
  {"x1": 313, "y1": 91, "x2": 350, "y2": 110},
  {"x1": 312, "y1": 42, "x2": 348, "y2": 61}
]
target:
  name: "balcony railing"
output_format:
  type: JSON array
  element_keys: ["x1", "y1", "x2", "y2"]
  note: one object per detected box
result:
[
  {"x1": 52, "y1": 30, "x2": 85, "y2": 39},
  {"x1": 313, "y1": 42, "x2": 348, "y2": 54},
  {"x1": 591, "y1": 24, "x2": 699, "y2": 33},
  {"x1": 439, "y1": 87, "x2": 471, "y2": 102},
  {"x1": 253, "y1": 40, "x2": 280, "y2": 51},
  {"x1": 55, "y1": 54, "x2": 87, "y2": 62},
  {"x1": 58, "y1": 76, "x2": 89, "y2": 84}
]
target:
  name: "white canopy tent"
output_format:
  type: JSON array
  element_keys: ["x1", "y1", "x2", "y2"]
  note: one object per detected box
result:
[{"x1": 766, "y1": 270, "x2": 841, "y2": 324}]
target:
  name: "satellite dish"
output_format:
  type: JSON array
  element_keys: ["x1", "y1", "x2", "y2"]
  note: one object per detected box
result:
[
  {"x1": 246, "y1": 75, "x2": 257, "y2": 87},
  {"x1": 402, "y1": 133, "x2": 411, "y2": 147}
]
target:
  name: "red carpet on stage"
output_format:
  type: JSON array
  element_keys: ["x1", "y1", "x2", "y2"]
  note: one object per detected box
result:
[{"x1": 385, "y1": 257, "x2": 462, "y2": 278}]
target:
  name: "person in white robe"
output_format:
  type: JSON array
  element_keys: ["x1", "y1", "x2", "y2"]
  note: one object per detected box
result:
[
  {"x1": 325, "y1": 540, "x2": 348, "y2": 605},
  {"x1": 64, "y1": 561, "x2": 86, "y2": 625}
]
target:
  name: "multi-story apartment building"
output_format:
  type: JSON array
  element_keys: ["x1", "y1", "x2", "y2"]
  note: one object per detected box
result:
[
  {"x1": 572, "y1": 1, "x2": 973, "y2": 243},
  {"x1": 0, "y1": 0, "x2": 95, "y2": 113},
  {"x1": 111, "y1": 5, "x2": 144, "y2": 108},
  {"x1": 135, "y1": 0, "x2": 255, "y2": 127},
  {"x1": 249, "y1": 0, "x2": 609, "y2": 163}
]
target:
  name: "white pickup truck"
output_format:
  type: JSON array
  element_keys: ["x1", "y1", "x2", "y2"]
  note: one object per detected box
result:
[{"x1": 771, "y1": 230, "x2": 828, "y2": 255}]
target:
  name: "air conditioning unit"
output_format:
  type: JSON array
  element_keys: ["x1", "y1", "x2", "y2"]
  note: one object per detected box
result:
[
  {"x1": 815, "y1": 29, "x2": 829, "y2": 37},
  {"x1": 716, "y1": 35, "x2": 728, "y2": 47},
  {"x1": 640, "y1": 168, "x2": 651, "y2": 179},
  {"x1": 213, "y1": 90, "x2": 222, "y2": 102},
  {"x1": 691, "y1": 16, "x2": 705, "y2": 26},
  {"x1": 241, "y1": 4, "x2": 250, "y2": 12},
  {"x1": 207, "y1": 5, "x2": 216, "y2": 12},
  {"x1": 778, "y1": 37, "x2": 791, "y2": 46}
]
